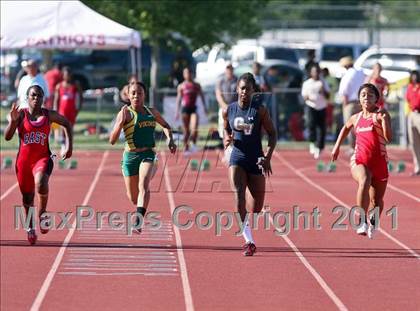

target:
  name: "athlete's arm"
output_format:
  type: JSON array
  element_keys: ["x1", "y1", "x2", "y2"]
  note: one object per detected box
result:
[
  {"x1": 260, "y1": 106, "x2": 277, "y2": 160},
  {"x1": 152, "y1": 108, "x2": 176, "y2": 154},
  {"x1": 53, "y1": 84, "x2": 60, "y2": 111},
  {"x1": 222, "y1": 107, "x2": 232, "y2": 149},
  {"x1": 198, "y1": 84, "x2": 207, "y2": 114},
  {"x1": 331, "y1": 114, "x2": 356, "y2": 161},
  {"x1": 49, "y1": 110, "x2": 73, "y2": 160},
  {"x1": 4, "y1": 103, "x2": 23, "y2": 140},
  {"x1": 378, "y1": 110, "x2": 392, "y2": 143},
  {"x1": 76, "y1": 81, "x2": 83, "y2": 113},
  {"x1": 109, "y1": 106, "x2": 129, "y2": 145},
  {"x1": 216, "y1": 81, "x2": 228, "y2": 110},
  {"x1": 259, "y1": 106, "x2": 277, "y2": 176},
  {"x1": 175, "y1": 84, "x2": 182, "y2": 119}
]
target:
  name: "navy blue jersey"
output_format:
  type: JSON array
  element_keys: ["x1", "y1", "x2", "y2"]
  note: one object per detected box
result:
[{"x1": 228, "y1": 100, "x2": 264, "y2": 174}]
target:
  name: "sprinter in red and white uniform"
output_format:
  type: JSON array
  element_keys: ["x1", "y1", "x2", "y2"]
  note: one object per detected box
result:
[
  {"x1": 332, "y1": 83, "x2": 392, "y2": 239},
  {"x1": 175, "y1": 67, "x2": 207, "y2": 154},
  {"x1": 4, "y1": 85, "x2": 73, "y2": 245}
]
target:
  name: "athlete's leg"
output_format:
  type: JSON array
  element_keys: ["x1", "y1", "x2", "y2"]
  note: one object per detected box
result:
[
  {"x1": 123, "y1": 175, "x2": 139, "y2": 205},
  {"x1": 137, "y1": 161, "x2": 155, "y2": 210},
  {"x1": 22, "y1": 192, "x2": 35, "y2": 229},
  {"x1": 182, "y1": 113, "x2": 191, "y2": 150},
  {"x1": 246, "y1": 173, "x2": 266, "y2": 214},
  {"x1": 351, "y1": 164, "x2": 371, "y2": 214},
  {"x1": 190, "y1": 112, "x2": 199, "y2": 145},
  {"x1": 34, "y1": 171, "x2": 50, "y2": 215},
  {"x1": 229, "y1": 165, "x2": 248, "y2": 222},
  {"x1": 369, "y1": 179, "x2": 387, "y2": 216}
]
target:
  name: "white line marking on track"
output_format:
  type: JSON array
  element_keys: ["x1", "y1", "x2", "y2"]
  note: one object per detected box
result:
[
  {"x1": 58, "y1": 272, "x2": 178, "y2": 276},
  {"x1": 161, "y1": 151, "x2": 194, "y2": 311},
  {"x1": 269, "y1": 213, "x2": 348, "y2": 311},
  {"x1": 276, "y1": 153, "x2": 420, "y2": 260},
  {"x1": 30, "y1": 151, "x2": 109, "y2": 311},
  {"x1": 0, "y1": 182, "x2": 18, "y2": 201}
]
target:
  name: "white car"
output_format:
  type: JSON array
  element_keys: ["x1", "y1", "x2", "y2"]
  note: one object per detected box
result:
[
  {"x1": 354, "y1": 47, "x2": 420, "y2": 103},
  {"x1": 230, "y1": 41, "x2": 299, "y2": 67},
  {"x1": 194, "y1": 44, "x2": 231, "y2": 88},
  {"x1": 319, "y1": 43, "x2": 368, "y2": 79},
  {"x1": 354, "y1": 47, "x2": 420, "y2": 83}
]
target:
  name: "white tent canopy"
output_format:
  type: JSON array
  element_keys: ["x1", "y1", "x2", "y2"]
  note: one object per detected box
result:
[{"x1": 0, "y1": 0, "x2": 141, "y2": 50}]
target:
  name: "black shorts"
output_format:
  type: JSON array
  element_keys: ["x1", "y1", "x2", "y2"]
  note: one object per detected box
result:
[{"x1": 181, "y1": 106, "x2": 197, "y2": 115}]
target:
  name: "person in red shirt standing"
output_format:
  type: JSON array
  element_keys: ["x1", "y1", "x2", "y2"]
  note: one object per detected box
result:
[
  {"x1": 175, "y1": 67, "x2": 207, "y2": 154},
  {"x1": 54, "y1": 67, "x2": 83, "y2": 152},
  {"x1": 332, "y1": 83, "x2": 392, "y2": 239},
  {"x1": 406, "y1": 70, "x2": 420, "y2": 176},
  {"x1": 44, "y1": 62, "x2": 63, "y2": 110},
  {"x1": 365, "y1": 62, "x2": 389, "y2": 109},
  {"x1": 4, "y1": 85, "x2": 73, "y2": 245}
]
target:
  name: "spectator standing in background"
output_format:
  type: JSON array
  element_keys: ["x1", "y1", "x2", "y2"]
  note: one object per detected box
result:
[
  {"x1": 322, "y1": 67, "x2": 339, "y2": 140},
  {"x1": 17, "y1": 59, "x2": 49, "y2": 109},
  {"x1": 302, "y1": 65, "x2": 330, "y2": 159},
  {"x1": 365, "y1": 62, "x2": 389, "y2": 109},
  {"x1": 304, "y1": 50, "x2": 318, "y2": 78},
  {"x1": 406, "y1": 70, "x2": 420, "y2": 176},
  {"x1": 338, "y1": 56, "x2": 365, "y2": 152},
  {"x1": 216, "y1": 63, "x2": 238, "y2": 139},
  {"x1": 252, "y1": 62, "x2": 268, "y2": 92},
  {"x1": 44, "y1": 62, "x2": 63, "y2": 110}
]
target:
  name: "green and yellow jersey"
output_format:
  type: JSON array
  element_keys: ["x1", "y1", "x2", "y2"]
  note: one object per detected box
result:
[{"x1": 123, "y1": 106, "x2": 156, "y2": 151}]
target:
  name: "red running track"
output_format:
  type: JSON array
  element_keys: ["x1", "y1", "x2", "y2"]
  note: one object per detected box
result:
[{"x1": 1, "y1": 148, "x2": 419, "y2": 310}]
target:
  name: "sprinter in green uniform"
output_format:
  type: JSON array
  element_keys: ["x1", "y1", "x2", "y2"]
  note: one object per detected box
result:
[{"x1": 109, "y1": 82, "x2": 176, "y2": 232}]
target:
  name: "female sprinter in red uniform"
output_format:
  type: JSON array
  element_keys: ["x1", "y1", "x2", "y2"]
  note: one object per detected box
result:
[
  {"x1": 54, "y1": 67, "x2": 82, "y2": 151},
  {"x1": 5, "y1": 85, "x2": 73, "y2": 245},
  {"x1": 332, "y1": 83, "x2": 392, "y2": 239},
  {"x1": 175, "y1": 67, "x2": 207, "y2": 154}
]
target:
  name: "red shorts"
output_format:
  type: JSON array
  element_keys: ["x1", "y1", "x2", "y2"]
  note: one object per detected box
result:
[
  {"x1": 15, "y1": 156, "x2": 54, "y2": 193},
  {"x1": 351, "y1": 155, "x2": 388, "y2": 182}
]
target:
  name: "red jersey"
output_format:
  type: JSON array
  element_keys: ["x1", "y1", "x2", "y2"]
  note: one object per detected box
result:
[
  {"x1": 368, "y1": 76, "x2": 388, "y2": 109},
  {"x1": 58, "y1": 82, "x2": 78, "y2": 125},
  {"x1": 354, "y1": 112, "x2": 387, "y2": 162},
  {"x1": 44, "y1": 68, "x2": 63, "y2": 109},
  {"x1": 406, "y1": 83, "x2": 420, "y2": 111},
  {"x1": 18, "y1": 108, "x2": 51, "y2": 160},
  {"x1": 181, "y1": 82, "x2": 200, "y2": 108}
]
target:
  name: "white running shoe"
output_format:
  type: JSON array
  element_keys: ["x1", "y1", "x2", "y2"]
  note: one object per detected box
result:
[
  {"x1": 309, "y1": 143, "x2": 315, "y2": 155},
  {"x1": 367, "y1": 223, "x2": 376, "y2": 239},
  {"x1": 313, "y1": 147, "x2": 321, "y2": 159},
  {"x1": 357, "y1": 223, "x2": 368, "y2": 236}
]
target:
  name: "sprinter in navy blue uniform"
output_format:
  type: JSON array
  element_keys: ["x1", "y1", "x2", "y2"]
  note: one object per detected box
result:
[{"x1": 222, "y1": 73, "x2": 277, "y2": 256}]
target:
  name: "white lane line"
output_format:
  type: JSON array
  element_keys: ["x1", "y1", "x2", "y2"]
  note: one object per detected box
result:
[
  {"x1": 63, "y1": 267, "x2": 177, "y2": 271},
  {"x1": 68, "y1": 259, "x2": 176, "y2": 263},
  {"x1": 30, "y1": 151, "x2": 109, "y2": 311},
  {"x1": 58, "y1": 272, "x2": 178, "y2": 276},
  {"x1": 68, "y1": 254, "x2": 175, "y2": 258},
  {"x1": 387, "y1": 184, "x2": 420, "y2": 203},
  {"x1": 161, "y1": 151, "x2": 194, "y2": 311},
  {"x1": 0, "y1": 182, "x2": 18, "y2": 201},
  {"x1": 270, "y1": 212, "x2": 348, "y2": 311},
  {"x1": 337, "y1": 159, "x2": 420, "y2": 203},
  {"x1": 277, "y1": 153, "x2": 420, "y2": 260}
]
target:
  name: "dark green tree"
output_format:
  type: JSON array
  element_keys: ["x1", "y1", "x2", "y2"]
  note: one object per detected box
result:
[{"x1": 83, "y1": 0, "x2": 267, "y2": 91}]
